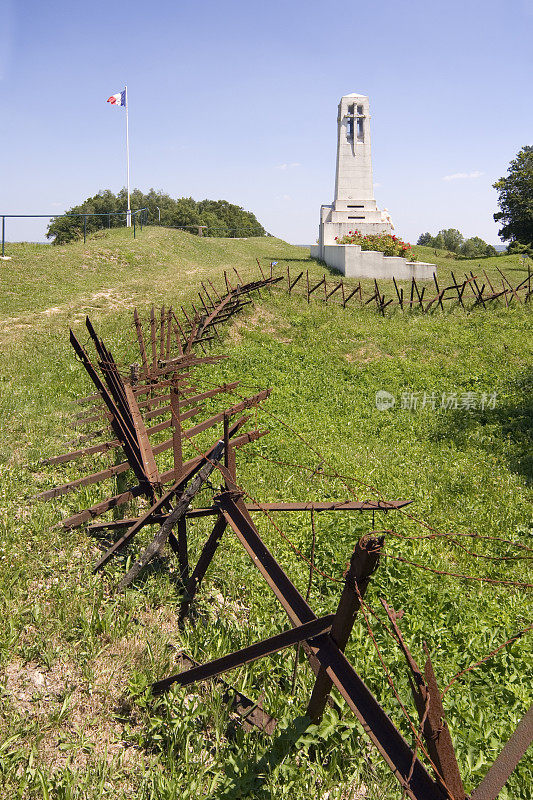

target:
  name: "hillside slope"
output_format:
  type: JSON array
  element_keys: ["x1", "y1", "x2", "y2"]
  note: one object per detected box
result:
[{"x1": 0, "y1": 228, "x2": 531, "y2": 800}]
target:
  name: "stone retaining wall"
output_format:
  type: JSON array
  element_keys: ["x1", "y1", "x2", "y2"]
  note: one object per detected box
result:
[{"x1": 309, "y1": 244, "x2": 436, "y2": 280}]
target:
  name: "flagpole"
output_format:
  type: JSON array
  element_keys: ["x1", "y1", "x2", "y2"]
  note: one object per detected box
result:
[{"x1": 125, "y1": 85, "x2": 131, "y2": 227}]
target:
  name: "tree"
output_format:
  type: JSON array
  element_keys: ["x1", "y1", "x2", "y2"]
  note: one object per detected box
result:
[
  {"x1": 417, "y1": 228, "x2": 498, "y2": 257},
  {"x1": 460, "y1": 236, "x2": 490, "y2": 258},
  {"x1": 439, "y1": 228, "x2": 464, "y2": 253},
  {"x1": 493, "y1": 145, "x2": 533, "y2": 249},
  {"x1": 46, "y1": 189, "x2": 266, "y2": 244}
]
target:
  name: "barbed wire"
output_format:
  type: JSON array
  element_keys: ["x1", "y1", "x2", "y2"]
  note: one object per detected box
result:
[
  {"x1": 185, "y1": 434, "x2": 343, "y2": 584},
  {"x1": 188, "y1": 379, "x2": 533, "y2": 567},
  {"x1": 441, "y1": 624, "x2": 533, "y2": 698},
  {"x1": 380, "y1": 551, "x2": 532, "y2": 589},
  {"x1": 352, "y1": 582, "x2": 453, "y2": 796}
]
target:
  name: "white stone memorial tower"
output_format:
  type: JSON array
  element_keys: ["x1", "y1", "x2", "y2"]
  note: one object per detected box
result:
[
  {"x1": 310, "y1": 93, "x2": 436, "y2": 280},
  {"x1": 316, "y1": 93, "x2": 393, "y2": 258}
]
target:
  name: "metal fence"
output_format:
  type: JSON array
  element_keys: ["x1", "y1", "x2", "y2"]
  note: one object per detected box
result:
[{"x1": 0, "y1": 208, "x2": 149, "y2": 258}]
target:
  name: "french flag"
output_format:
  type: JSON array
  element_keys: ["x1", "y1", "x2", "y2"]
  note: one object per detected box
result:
[{"x1": 107, "y1": 89, "x2": 126, "y2": 106}]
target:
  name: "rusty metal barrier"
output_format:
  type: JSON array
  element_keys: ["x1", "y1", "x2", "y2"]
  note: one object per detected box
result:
[
  {"x1": 35, "y1": 263, "x2": 532, "y2": 800},
  {"x1": 277, "y1": 264, "x2": 532, "y2": 314}
]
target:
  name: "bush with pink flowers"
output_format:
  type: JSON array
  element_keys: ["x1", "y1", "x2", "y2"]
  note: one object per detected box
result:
[{"x1": 334, "y1": 230, "x2": 415, "y2": 260}]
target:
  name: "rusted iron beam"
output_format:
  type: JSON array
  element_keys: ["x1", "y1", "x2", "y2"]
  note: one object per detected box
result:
[
  {"x1": 289, "y1": 271, "x2": 304, "y2": 294},
  {"x1": 85, "y1": 318, "x2": 130, "y2": 412},
  {"x1": 60, "y1": 428, "x2": 267, "y2": 529},
  {"x1": 433, "y1": 274, "x2": 445, "y2": 311},
  {"x1": 307, "y1": 535, "x2": 384, "y2": 722},
  {"x1": 93, "y1": 418, "x2": 249, "y2": 573},
  {"x1": 117, "y1": 440, "x2": 227, "y2": 590},
  {"x1": 172, "y1": 651, "x2": 276, "y2": 734},
  {"x1": 423, "y1": 651, "x2": 467, "y2": 799},
  {"x1": 468, "y1": 272, "x2": 486, "y2": 308},
  {"x1": 207, "y1": 279, "x2": 222, "y2": 301},
  {"x1": 92, "y1": 470, "x2": 196, "y2": 573},
  {"x1": 76, "y1": 391, "x2": 101, "y2": 405},
  {"x1": 159, "y1": 305, "x2": 166, "y2": 360},
  {"x1": 472, "y1": 283, "x2": 487, "y2": 307},
  {"x1": 326, "y1": 281, "x2": 343, "y2": 301},
  {"x1": 224, "y1": 271, "x2": 234, "y2": 293},
  {"x1": 196, "y1": 293, "x2": 234, "y2": 339},
  {"x1": 342, "y1": 286, "x2": 359, "y2": 307},
  {"x1": 85, "y1": 497, "x2": 410, "y2": 526},
  {"x1": 497, "y1": 267, "x2": 522, "y2": 303},
  {"x1": 393, "y1": 277, "x2": 404, "y2": 309},
  {"x1": 179, "y1": 382, "x2": 240, "y2": 407},
  {"x1": 180, "y1": 514, "x2": 228, "y2": 619},
  {"x1": 170, "y1": 383, "x2": 183, "y2": 480},
  {"x1": 124, "y1": 383, "x2": 160, "y2": 489},
  {"x1": 179, "y1": 390, "x2": 271, "y2": 441},
  {"x1": 308, "y1": 276, "x2": 326, "y2": 297},
  {"x1": 198, "y1": 291, "x2": 211, "y2": 315},
  {"x1": 61, "y1": 483, "x2": 149, "y2": 529},
  {"x1": 380, "y1": 601, "x2": 465, "y2": 800},
  {"x1": 213, "y1": 489, "x2": 448, "y2": 800},
  {"x1": 40, "y1": 403, "x2": 200, "y2": 472},
  {"x1": 177, "y1": 516, "x2": 188, "y2": 582},
  {"x1": 172, "y1": 312, "x2": 186, "y2": 354},
  {"x1": 88, "y1": 516, "x2": 168, "y2": 531},
  {"x1": 69, "y1": 330, "x2": 147, "y2": 486},
  {"x1": 151, "y1": 355, "x2": 225, "y2": 378},
  {"x1": 165, "y1": 307, "x2": 172, "y2": 359},
  {"x1": 150, "y1": 306, "x2": 157, "y2": 369},
  {"x1": 470, "y1": 704, "x2": 533, "y2": 800},
  {"x1": 152, "y1": 615, "x2": 336, "y2": 695},
  {"x1": 132, "y1": 373, "x2": 191, "y2": 397},
  {"x1": 311, "y1": 634, "x2": 448, "y2": 799},
  {"x1": 425, "y1": 289, "x2": 446, "y2": 312},
  {"x1": 483, "y1": 270, "x2": 497, "y2": 295},
  {"x1": 215, "y1": 489, "x2": 322, "y2": 627}
]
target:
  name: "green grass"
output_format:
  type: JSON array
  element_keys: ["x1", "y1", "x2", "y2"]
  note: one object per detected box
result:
[
  {"x1": 412, "y1": 243, "x2": 530, "y2": 280},
  {"x1": 0, "y1": 227, "x2": 531, "y2": 799}
]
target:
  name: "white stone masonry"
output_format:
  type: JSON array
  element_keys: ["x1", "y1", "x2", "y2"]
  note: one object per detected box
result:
[{"x1": 313, "y1": 93, "x2": 435, "y2": 280}]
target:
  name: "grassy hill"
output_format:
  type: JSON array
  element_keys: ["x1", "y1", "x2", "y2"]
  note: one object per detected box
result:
[{"x1": 0, "y1": 228, "x2": 531, "y2": 799}]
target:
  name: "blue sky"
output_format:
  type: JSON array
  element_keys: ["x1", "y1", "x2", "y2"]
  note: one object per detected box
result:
[{"x1": 1, "y1": 0, "x2": 532, "y2": 244}]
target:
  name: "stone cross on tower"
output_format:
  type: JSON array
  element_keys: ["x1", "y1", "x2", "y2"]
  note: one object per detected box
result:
[{"x1": 317, "y1": 92, "x2": 393, "y2": 258}]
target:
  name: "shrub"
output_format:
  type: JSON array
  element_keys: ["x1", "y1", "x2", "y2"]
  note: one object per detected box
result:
[{"x1": 335, "y1": 231, "x2": 415, "y2": 260}]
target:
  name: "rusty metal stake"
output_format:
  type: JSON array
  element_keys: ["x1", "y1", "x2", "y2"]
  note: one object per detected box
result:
[
  {"x1": 381, "y1": 599, "x2": 465, "y2": 800},
  {"x1": 307, "y1": 534, "x2": 384, "y2": 722}
]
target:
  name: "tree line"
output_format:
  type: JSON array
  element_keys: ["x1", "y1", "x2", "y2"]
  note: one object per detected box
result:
[
  {"x1": 46, "y1": 189, "x2": 266, "y2": 244},
  {"x1": 416, "y1": 229, "x2": 498, "y2": 257}
]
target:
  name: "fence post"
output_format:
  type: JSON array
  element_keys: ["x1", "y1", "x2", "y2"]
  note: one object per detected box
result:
[
  {"x1": 133, "y1": 213, "x2": 136, "y2": 239},
  {"x1": 83, "y1": 215, "x2": 87, "y2": 244},
  {"x1": 1, "y1": 216, "x2": 5, "y2": 258}
]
